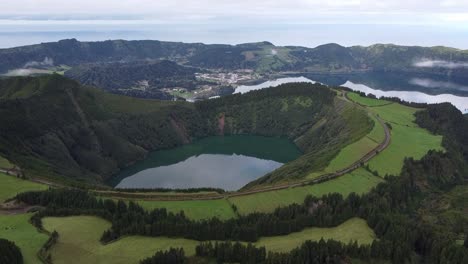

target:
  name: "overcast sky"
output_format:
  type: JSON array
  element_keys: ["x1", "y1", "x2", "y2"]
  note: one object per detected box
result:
[
  {"x1": 1, "y1": 1, "x2": 468, "y2": 48},
  {"x1": 2, "y1": 0, "x2": 468, "y2": 25}
]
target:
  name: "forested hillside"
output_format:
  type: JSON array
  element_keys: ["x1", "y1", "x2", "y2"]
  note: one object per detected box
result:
[
  {"x1": 64, "y1": 60, "x2": 199, "y2": 99},
  {"x1": 0, "y1": 75, "x2": 369, "y2": 185},
  {"x1": 0, "y1": 75, "x2": 203, "y2": 183},
  {"x1": 1, "y1": 39, "x2": 467, "y2": 76},
  {"x1": 0, "y1": 39, "x2": 206, "y2": 73}
]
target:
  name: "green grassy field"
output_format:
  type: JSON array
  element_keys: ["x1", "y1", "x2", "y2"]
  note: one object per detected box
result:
[
  {"x1": 0, "y1": 172, "x2": 47, "y2": 202},
  {"x1": 368, "y1": 123, "x2": 443, "y2": 176},
  {"x1": 347, "y1": 93, "x2": 443, "y2": 176},
  {"x1": 256, "y1": 218, "x2": 376, "y2": 252},
  {"x1": 43, "y1": 216, "x2": 375, "y2": 264},
  {"x1": 136, "y1": 199, "x2": 236, "y2": 220},
  {"x1": 323, "y1": 135, "x2": 377, "y2": 173},
  {"x1": 367, "y1": 104, "x2": 442, "y2": 176},
  {"x1": 120, "y1": 167, "x2": 383, "y2": 219},
  {"x1": 366, "y1": 115, "x2": 386, "y2": 143},
  {"x1": 0, "y1": 156, "x2": 14, "y2": 169},
  {"x1": 43, "y1": 216, "x2": 198, "y2": 264},
  {"x1": 347, "y1": 93, "x2": 391, "y2": 107},
  {"x1": 229, "y1": 168, "x2": 383, "y2": 215},
  {"x1": 0, "y1": 213, "x2": 48, "y2": 264}
]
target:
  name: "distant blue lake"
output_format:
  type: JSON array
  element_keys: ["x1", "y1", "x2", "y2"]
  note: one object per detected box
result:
[{"x1": 234, "y1": 74, "x2": 468, "y2": 114}]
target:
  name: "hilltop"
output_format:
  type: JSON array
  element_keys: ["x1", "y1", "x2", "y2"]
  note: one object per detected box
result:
[
  {"x1": 1, "y1": 39, "x2": 467, "y2": 100},
  {"x1": 1, "y1": 39, "x2": 467, "y2": 74}
]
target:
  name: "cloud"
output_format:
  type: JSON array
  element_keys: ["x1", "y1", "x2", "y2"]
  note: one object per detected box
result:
[
  {"x1": 1, "y1": 0, "x2": 468, "y2": 26},
  {"x1": 413, "y1": 59, "x2": 468, "y2": 69},
  {"x1": 2, "y1": 68, "x2": 51, "y2": 76},
  {"x1": 24, "y1": 57, "x2": 54, "y2": 68},
  {"x1": 409, "y1": 78, "x2": 468, "y2": 91}
]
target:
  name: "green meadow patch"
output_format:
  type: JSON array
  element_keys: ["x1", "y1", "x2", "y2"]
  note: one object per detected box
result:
[
  {"x1": 368, "y1": 123, "x2": 443, "y2": 176},
  {"x1": 43, "y1": 216, "x2": 198, "y2": 264},
  {"x1": 347, "y1": 92, "x2": 391, "y2": 107},
  {"x1": 43, "y1": 215, "x2": 375, "y2": 264},
  {"x1": 0, "y1": 213, "x2": 48, "y2": 264},
  {"x1": 135, "y1": 199, "x2": 236, "y2": 220},
  {"x1": 0, "y1": 172, "x2": 47, "y2": 202},
  {"x1": 229, "y1": 168, "x2": 383, "y2": 215},
  {"x1": 347, "y1": 93, "x2": 443, "y2": 176},
  {"x1": 256, "y1": 217, "x2": 376, "y2": 253}
]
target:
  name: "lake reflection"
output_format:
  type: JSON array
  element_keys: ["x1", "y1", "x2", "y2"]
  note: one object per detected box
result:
[
  {"x1": 110, "y1": 135, "x2": 301, "y2": 190},
  {"x1": 343, "y1": 81, "x2": 468, "y2": 113},
  {"x1": 115, "y1": 154, "x2": 282, "y2": 190},
  {"x1": 234, "y1": 75, "x2": 468, "y2": 113},
  {"x1": 234, "y1": 77, "x2": 315, "y2": 94}
]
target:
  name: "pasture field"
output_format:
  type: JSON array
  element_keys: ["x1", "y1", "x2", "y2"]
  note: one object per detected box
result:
[
  {"x1": 135, "y1": 199, "x2": 236, "y2": 220},
  {"x1": 43, "y1": 216, "x2": 375, "y2": 264},
  {"x1": 366, "y1": 104, "x2": 442, "y2": 176},
  {"x1": 368, "y1": 123, "x2": 443, "y2": 176},
  {"x1": 371, "y1": 102, "x2": 419, "y2": 127},
  {"x1": 347, "y1": 93, "x2": 443, "y2": 176},
  {"x1": 323, "y1": 135, "x2": 377, "y2": 174},
  {"x1": 256, "y1": 217, "x2": 376, "y2": 252},
  {"x1": 0, "y1": 213, "x2": 48, "y2": 264},
  {"x1": 0, "y1": 172, "x2": 47, "y2": 202},
  {"x1": 347, "y1": 93, "x2": 392, "y2": 107},
  {"x1": 43, "y1": 216, "x2": 198, "y2": 264},
  {"x1": 229, "y1": 168, "x2": 383, "y2": 215}
]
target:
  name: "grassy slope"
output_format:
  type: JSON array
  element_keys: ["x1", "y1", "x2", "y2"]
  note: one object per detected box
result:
[
  {"x1": 348, "y1": 93, "x2": 443, "y2": 176},
  {"x1": 136, "y1": 199, "x2": 236, "y2": 220},
  {"x1": 229, "y1": 168, "x2": 383, "y2": 214},
  {"x1": 0, "y1": 213, "x2": 48, "y2": 264},
  {"x1": 366, "y1": 114, "x2": 386, "y2": 143},
  {"x1": 256, "y1": 218, "x2": 376, "y2": 253},
  {"x1": 347, "y1": 93, "x2": 390, "y2": 107},
  {"x1": 0, "y1": 172, "x2": 47, "y2": 202},
  {"x1": 324, "y1": 136, "x2": 377, "y2": 174},
  {"x1": 43, "y1": 216, "x2": 375, "y2": 264},
  {"x1": 322, "y1": 99, "x2": 377, "y2": 172},
  {"x1": 322, "y1": 113, "x2": 385, "y2": 174},
  {"x1": 43, "y1": 216, "x2": 197, "y2": 264}
]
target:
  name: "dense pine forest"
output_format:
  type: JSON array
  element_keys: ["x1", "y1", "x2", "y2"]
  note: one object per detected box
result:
[{"x1": 0, "y1": 239, "x2": 23, "y2": 264}]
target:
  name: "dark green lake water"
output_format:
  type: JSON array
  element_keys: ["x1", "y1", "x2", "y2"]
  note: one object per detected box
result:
[{"x1": 109, "y1": 135, "x2": 301, "y2": 191}]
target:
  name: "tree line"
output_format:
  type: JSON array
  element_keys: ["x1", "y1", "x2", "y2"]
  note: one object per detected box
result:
[
  {"x1": 0, "y1": 239, "x2": 23, "y2": 264},
  {"x1": 139, "y1": 248, "x2": 185, "y2": 264}
]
